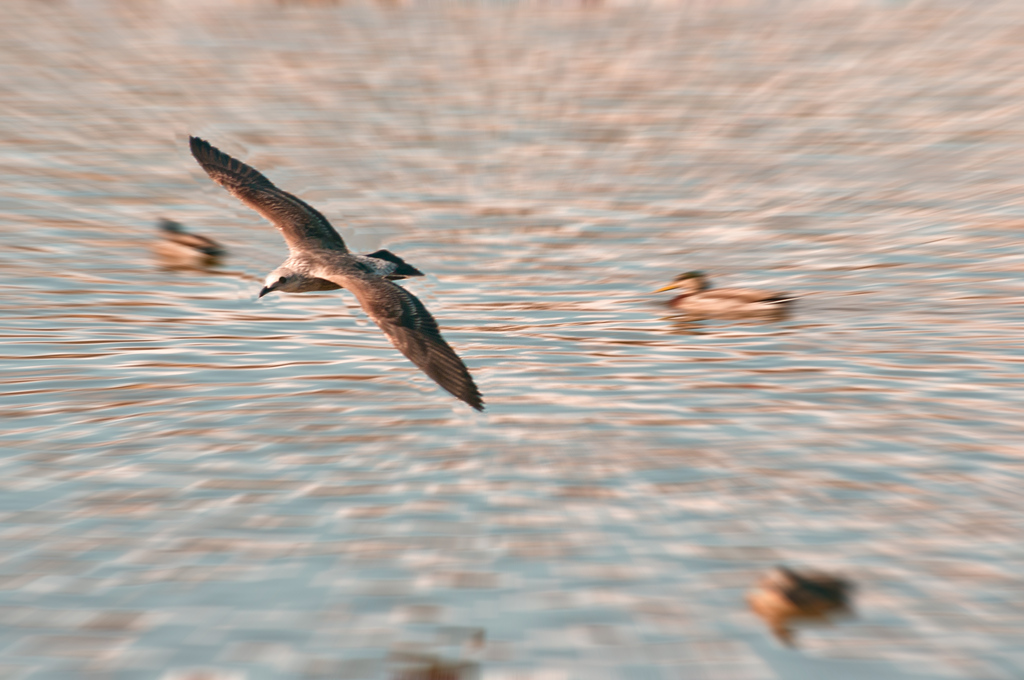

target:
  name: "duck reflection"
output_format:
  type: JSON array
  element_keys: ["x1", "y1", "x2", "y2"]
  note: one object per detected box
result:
[
  {"x1": 389, "y1": 626, "x2": 483, "y2": 680},
  {"x1": 390, "y1": 653, "x2": 478, "y2": 680}
]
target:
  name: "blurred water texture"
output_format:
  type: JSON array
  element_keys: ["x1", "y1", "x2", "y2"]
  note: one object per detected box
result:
[{"x1": 2, "y1": 0, "x2": 1024, "y2": 678}]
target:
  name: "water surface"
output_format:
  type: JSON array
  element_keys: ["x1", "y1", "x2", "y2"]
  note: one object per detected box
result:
[{"x1": 2, "y1": 1, "x2": 1024, "y2": 678}]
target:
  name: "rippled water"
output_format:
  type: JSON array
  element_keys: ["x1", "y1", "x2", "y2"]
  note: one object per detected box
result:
[{"x1": 3, "y1": 1, "x2": 1024, "y2": 678}]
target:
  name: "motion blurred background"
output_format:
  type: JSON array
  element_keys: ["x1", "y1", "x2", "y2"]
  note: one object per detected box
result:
[{"x1": 2, "y1": 0, "x2": 1024, "y2": 678}]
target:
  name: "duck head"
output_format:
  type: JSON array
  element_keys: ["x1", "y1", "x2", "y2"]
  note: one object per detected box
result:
[{"x1": 653, "y1": 271, "x2": 710, "y2": 296}]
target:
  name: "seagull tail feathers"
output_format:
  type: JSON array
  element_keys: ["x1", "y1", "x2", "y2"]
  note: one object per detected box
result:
[{"x1": 367, "y1": 249, "x2": 425, "y2": 278}]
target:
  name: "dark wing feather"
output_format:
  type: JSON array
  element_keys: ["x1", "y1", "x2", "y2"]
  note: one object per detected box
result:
[
  {"x1": 336, "y1": 275, "x2": 483, "y2": 411},
  {"x1": 777, "y1": 567, "x2": 851, "y2": 609},
  {"x1": 710, "y1": 288, "x2": 794, "y2": 304},
  {"x1": 188, "y1": 136, "x2": 347, "y2": 253}
]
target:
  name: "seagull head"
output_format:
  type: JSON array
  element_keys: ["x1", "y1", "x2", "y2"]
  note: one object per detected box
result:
[{"x1": 259, "y1": 267, "x2": 303, "y2": 298}]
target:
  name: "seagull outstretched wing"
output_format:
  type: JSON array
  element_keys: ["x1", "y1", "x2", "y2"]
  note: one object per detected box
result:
[
  {"x1": 333, "y1": 273, "x2": 484, "y2": 411},
  {"x1": 189, "y1": 136, "x2": 348, "y2": 253}
]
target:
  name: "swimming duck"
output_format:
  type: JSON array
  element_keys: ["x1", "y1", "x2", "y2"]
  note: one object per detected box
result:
[
  {"x1": 747, "y1": 566, "x2": 855, "y2": 646},
  {"x1": 653, "y1": 271, "x2": 794, "y2": 319},
  {"x1": 154, "y1": 218, "x2": 226, "y2": 269}
]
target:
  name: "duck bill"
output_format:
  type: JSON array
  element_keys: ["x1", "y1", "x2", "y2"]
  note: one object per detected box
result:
[
  {"x1": 652, "y1": 283, "x2": 681, "y2": 293},
  {"x1": 258, "y1": 286, "x2": 272, "y2": 298}
]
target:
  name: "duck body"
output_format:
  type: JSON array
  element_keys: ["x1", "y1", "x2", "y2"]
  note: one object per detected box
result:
[
  {"x1": 154, "y1": 218, "x2": 225, "y2": 269},
  {"x1": 655, "y1": 271, "x2": 794, "y2": 319}
]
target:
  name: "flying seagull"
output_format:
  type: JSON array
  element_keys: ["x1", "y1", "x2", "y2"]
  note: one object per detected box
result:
[{"x1": 188, "y1": 136, "x2": 483, "y2": 411}]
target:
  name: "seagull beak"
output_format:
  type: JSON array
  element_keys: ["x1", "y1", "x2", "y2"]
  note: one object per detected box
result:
[
  {"x1": 258, "y1": 285, "x2": 272, "y2": 299},
  {"x1": 653, "y1": 282, "x2": 681, "y2": 293}
]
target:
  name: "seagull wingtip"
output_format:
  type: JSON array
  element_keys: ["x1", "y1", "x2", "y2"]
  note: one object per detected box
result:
[
  {"x1": 188, "y1": 135, "x2": 201, "y2": 159},
  {"x1": 188, "y1": 135, "x2": 213, "y2": 159}
]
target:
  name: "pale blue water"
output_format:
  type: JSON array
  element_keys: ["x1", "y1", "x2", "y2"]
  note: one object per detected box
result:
[{"x1": 2, "y1": 1, "x2": 1024, "y2": 678}]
